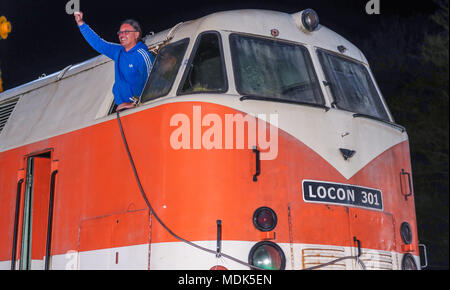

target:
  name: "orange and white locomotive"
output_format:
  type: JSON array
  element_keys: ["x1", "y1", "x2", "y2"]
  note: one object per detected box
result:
[{"x1": 0, "y1": 9, "x2": 422, "y2": 270}]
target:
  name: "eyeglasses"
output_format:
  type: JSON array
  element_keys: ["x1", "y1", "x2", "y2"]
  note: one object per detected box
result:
[{"x1": 117, "y1": 30, "x2": 137, "y2": 35}]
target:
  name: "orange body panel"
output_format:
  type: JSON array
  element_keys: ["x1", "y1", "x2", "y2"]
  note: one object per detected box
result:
[{"x1": 0, "y1": 102, "x2": 419, "y2": 263}]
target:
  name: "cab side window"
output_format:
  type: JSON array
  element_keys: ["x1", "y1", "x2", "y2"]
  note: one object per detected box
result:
[
  {"x1": 140, "y1": 38, "x2": 190, "y2": 103},
  {"x1": 179, "y1": 32, "x2": 227, "y2": 94}
]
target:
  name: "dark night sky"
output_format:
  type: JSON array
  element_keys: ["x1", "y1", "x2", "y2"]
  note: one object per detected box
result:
[{"x1": 0, "y1": 0, "x2": 439, "y2": 90}]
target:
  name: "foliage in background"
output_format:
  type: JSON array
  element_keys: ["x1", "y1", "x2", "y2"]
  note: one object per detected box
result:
[{"x1": 359, "y1": 0, "x2": 449, "y2": 269}]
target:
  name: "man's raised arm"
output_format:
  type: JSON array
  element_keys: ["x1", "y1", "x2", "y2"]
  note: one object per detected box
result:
[{"x1": 74, "y1": 11, "x2": 121, "y2": 60}]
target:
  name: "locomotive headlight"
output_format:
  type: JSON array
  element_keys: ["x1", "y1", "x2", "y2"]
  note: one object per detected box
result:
[
  {"x1": 253, "y1": 207, "x2": 277, "y2": 231},
  {"x1": 248, "y1": 241, "x2": 286, "y2": 270},
  {"x1": 401, "y1": 253, "x2": 418, "y2": 270},
  {"x1": 292, "y1": 9, "x2": 320, "y2": 32}
]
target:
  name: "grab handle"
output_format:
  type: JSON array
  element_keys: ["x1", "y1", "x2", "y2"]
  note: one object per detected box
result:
[
  {"x1": 216, "y1": 220, "x2": 222, "y2": 258},
  {"x1": 419, "y1": 243, "x2": 428, "y2": 269},
  {"x1": 45, "y1": 170, "x2": 58, "y2": 270},
  {"x1": 353, "y1": 236, "x2": 362, "y2": 257},
  {"x1": 11, "y1": 179, "x2": 24, "y2": 270},
  {"x1": 252, "y1": 146, "x2": 260, "y2": 182},
  {"x1": 401, "y1": 169, "x2": 413, "y2": 201}
]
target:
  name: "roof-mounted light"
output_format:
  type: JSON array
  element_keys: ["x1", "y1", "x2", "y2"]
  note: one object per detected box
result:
[{"x1": 292, "y1": 9, "x2": 320, "y2": 32}]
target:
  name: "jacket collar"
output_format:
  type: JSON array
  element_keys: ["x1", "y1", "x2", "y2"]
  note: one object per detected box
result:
[{"x1": 124, "y1": 41, "x2": 146, "y2": 53}]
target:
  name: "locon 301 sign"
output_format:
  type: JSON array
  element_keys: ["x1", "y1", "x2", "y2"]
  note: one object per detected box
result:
[{"x1": 302, "y1": 180, "x2": 383, "y2": 211}]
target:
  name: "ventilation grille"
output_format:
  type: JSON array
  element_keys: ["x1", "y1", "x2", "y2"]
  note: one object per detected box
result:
[
  {"x1": 302, "y1": 247, "x2": 347, "y2": 270},
  {"x1": 0, "y1": 98, "x2": 19, "y2": 134},
  {"x1": 360, "y1": 249, "x2": 394, "y2": 270},
  {"x1": 302, "y1": 246, "x2": 394, "y2": 270}
]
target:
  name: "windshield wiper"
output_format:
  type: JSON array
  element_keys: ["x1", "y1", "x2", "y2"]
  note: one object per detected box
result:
[
  {"x1": 352, "y1": 113, "x2": 405, "y2": 132},
  {"x1": 239, "y1": 95, "x2": 330, "y2": 112}
]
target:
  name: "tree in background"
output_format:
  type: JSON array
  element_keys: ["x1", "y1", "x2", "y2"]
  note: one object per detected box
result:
[
  {"x1": 359, "y1": 0, "x2": 449, "y2": 269},
  {"x1": 414, "y1": 0, "x2": 449, "y2": 270}
]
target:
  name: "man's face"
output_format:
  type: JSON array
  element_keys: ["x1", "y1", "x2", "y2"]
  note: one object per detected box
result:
[{"x1": 118, "y1": 23, "x2": 139, "y2": 50}]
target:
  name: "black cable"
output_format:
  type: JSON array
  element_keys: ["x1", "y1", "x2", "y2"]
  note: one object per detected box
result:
[
  {"x1": 116, "y1": 110, "x2": 264, "y2": 270},
  {"x1": 116, "y1": 109, "x2": 366, "y2": 271}
]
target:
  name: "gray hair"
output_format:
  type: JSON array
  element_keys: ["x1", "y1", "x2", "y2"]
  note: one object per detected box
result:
[{"x1": 120, "y1": 19, "x2": 143, "y2": 42}]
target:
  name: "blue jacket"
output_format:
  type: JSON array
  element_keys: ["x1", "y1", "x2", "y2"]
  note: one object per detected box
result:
[{"x1": 78, "y1": 23, "x2": 154, "y2": 105}]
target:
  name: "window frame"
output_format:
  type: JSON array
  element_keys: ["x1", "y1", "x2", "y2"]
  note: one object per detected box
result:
[
  {"x1": 316, "y1": 48, "x2": 391, "y2": 121},
  {"x1": 228, "y1": 33, "x2": 326, "y2": 106},
  {"x1": 140, "y1": 37, "x2": 190, "y2": 104},
  {"x1": 177, "y1": 30, "x2": 228, "y2": 96}
]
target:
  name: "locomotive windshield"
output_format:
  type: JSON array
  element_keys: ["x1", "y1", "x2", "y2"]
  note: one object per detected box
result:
[
  {"x1": 141, "y1": 38, "x2": 189, "y2": 102},
  {"x1": 317, "y1": 50, "x2": 390, "y2": 121},
  {"x1": 229, "y1": 34, "x2": 324, "y2": 106}
]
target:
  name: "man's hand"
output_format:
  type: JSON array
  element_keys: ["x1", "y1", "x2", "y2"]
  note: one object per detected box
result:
[{"x1": 74, "y1": 11, "x2": 84, "y2": 26}]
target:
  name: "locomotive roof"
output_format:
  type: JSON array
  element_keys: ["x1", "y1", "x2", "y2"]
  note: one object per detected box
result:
[
  {"x1": 145, "y1": 9, "x2": 365, "y2": 61},
  {"x1": 0, "y1": 9, "x2": 366, "y2": 103}
]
